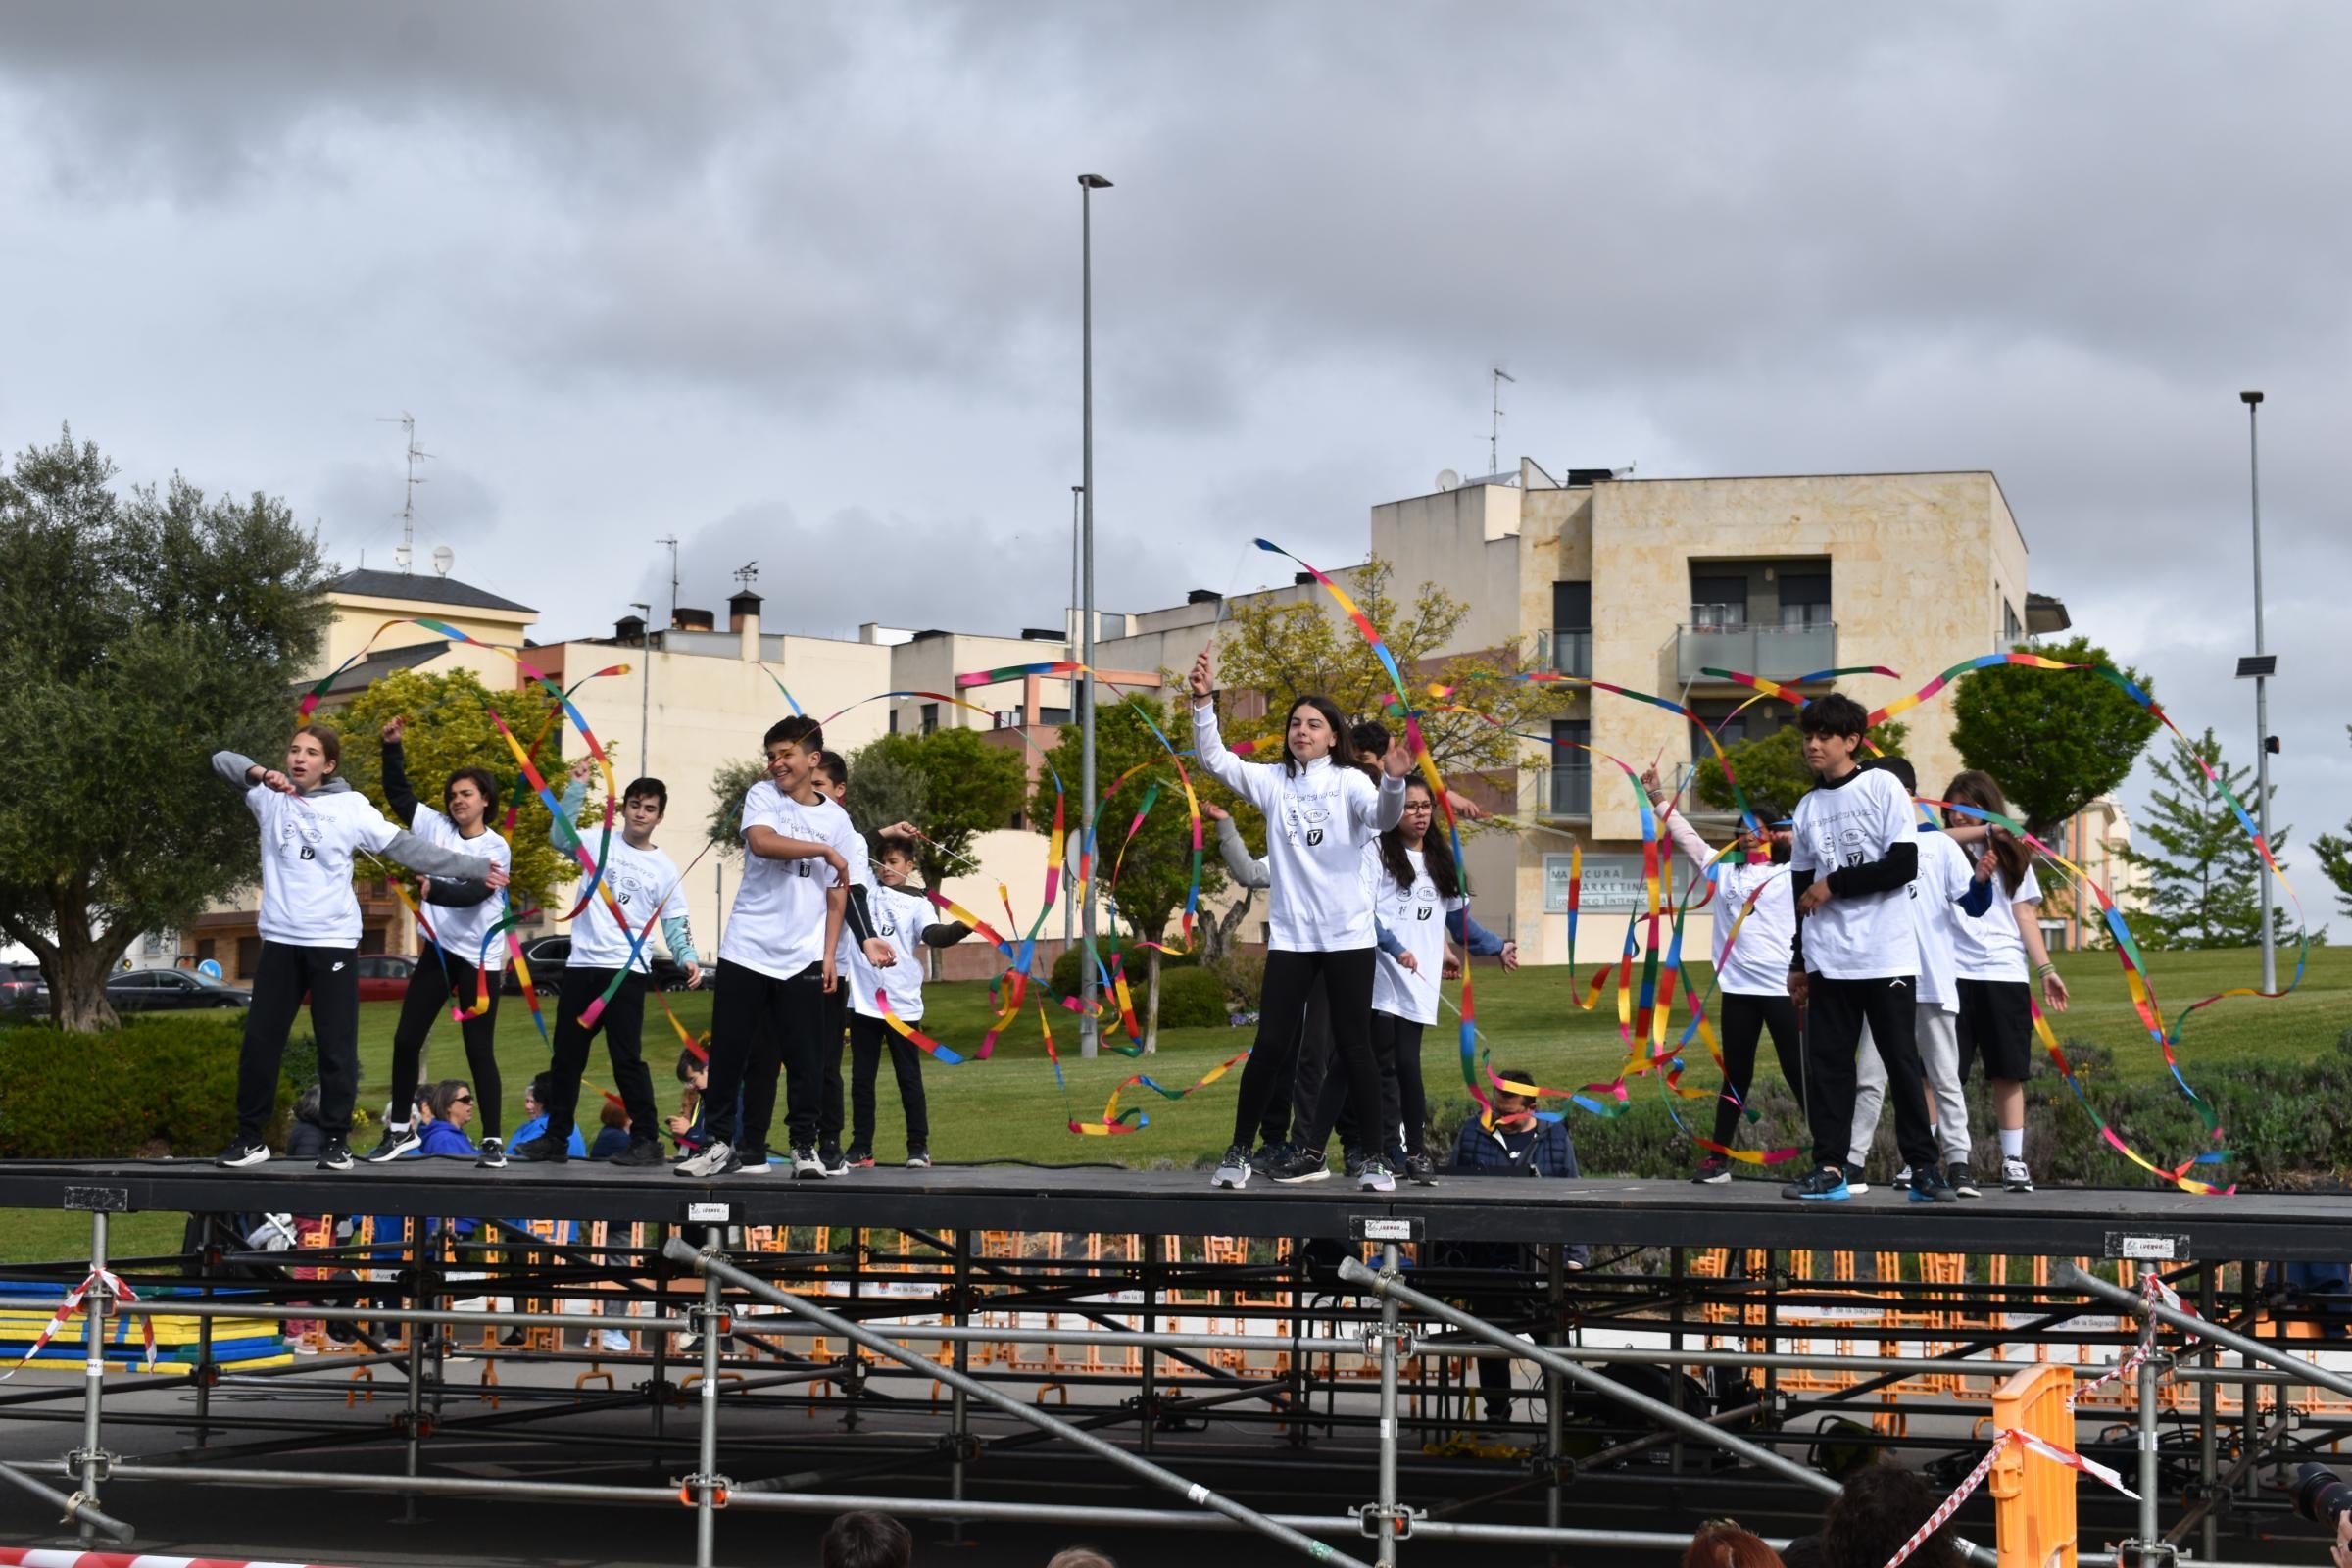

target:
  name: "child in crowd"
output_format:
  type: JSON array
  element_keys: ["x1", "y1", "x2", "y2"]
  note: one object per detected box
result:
[{"x1": 845, "y1": 835, "x2": 974, "y2": 1168}]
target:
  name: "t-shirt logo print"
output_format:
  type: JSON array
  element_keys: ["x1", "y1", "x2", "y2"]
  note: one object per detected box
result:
[{"x1": 1415, "y1": 905, "x2": 1433, "y2": 921}]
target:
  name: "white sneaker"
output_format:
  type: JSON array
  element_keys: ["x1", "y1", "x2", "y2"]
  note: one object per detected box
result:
[
  {"x1": 593, "y1": 1329, "x2": 631, "y2": 1354},
  {"x1": 673, "y1": 1141, "x2": 738, "y2": 1179},
  {"x1": 792, "y1": 1147, "x2": 826, "y2": 1179},
  {"x1": 474, "y1": 1135, "x2": 506, "y2": 1170},
  {"x1": 2001, "y1": 1155, "x2": 2034, "y2": 1192},
  {"x1": 1211, "y1": 1144, "x2": 1252, "y2": 1190}
]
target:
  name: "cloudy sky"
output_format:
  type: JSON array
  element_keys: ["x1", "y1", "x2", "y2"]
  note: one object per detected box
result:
[{"x1": 4, "y1": 2, "x2": 2345, "y2": 930}]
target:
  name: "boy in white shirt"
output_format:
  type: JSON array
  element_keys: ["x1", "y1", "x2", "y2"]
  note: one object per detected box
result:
[
  {"x1": 845, "y1": 836, "x2": 975, "y2": 1168},
  {"x1": 1781, "y1": 695, "x2": 1949, "y2": 1204}
]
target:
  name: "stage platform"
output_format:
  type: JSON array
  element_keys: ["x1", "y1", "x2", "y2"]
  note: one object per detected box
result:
[{"x1": 2, "y1": 1155, "x2": 2345, "y2": 1258}]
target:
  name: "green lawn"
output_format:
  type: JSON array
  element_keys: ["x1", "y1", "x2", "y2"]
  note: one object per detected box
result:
[{"x1": 3, "y1": 944, "x2": 2342, "y2": 1266}]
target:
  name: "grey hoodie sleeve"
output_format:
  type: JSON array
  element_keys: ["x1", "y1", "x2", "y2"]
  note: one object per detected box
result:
[
  {"x1": 1215, "y1": 816, "x2": 1270, "y2": 890},
  {"x1": 383, "y1": 829, "x2": 499, "y2": 883},
  {"x1": 213, "y1": 751, "x2": 262, "y2": 790}
]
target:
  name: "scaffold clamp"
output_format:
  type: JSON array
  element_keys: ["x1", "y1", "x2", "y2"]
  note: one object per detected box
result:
[{"x1": 1353, "y1": 1501, "x2": 1424, "y2": 1539}]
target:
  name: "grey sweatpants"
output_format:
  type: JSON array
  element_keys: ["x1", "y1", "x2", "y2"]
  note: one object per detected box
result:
[{"x1": 1848, "y1": 1004, "x2": 1969, "y2": 1169}]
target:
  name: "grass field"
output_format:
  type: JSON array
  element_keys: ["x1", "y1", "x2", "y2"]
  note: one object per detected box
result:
[{"x1": 3, "y1": 943, "x2": 2342, "y2": 1266}]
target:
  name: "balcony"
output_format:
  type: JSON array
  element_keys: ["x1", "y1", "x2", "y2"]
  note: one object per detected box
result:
[
  {"x1": 1539, "y1": 761, "x2": 1592, "y2": 819},
  {"x1": 1533, "y1": 627, "x2": 1592, "y2": 679},
  {"x1": 1676, "y1": 613, "x2": 1837, "y2": 683}
]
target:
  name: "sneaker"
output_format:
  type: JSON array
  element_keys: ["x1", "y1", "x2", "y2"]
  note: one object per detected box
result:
[
  {"x1": 675, "y1": 1332, "x2": 700, "y2": 1354},
  {"x1": 1692, "y1": 1156, "x2": 1733, "y2": 1185},
  {"x1": 738, "y1": 1147, "x2": 773, "y2": 1174},
  {"x1": 847, "y1": 1148, "x2": 875, "y2": 1169},
  {"x1": 1211, "y1": 1143, "x2": 1252, "y2": 1189},
  {"x1": 590, "y1": 1329, "x2": 631, "y2": 1355},
  {"x1": 1248, "y1": 1142, "x2": 1289, "y2": 1174},
  {"x1": 610, "y1": 1139, "x2": 665, "y2": 1167},
  {"x1": 364, "y1": 1127, "x2": 420, "y2": 1164},
  {"x1": 499, "y1": 1327, "x2": 527, "y2": 1348},
  {"x1": 1948, "y1": 1161, "x2": 1982, "y2": 1199},
  {"x1": 1841, "y1": 1162, "x2": 1871, "y2": 1196},
  {"x1": 1891, "y1": 1165, "x2": 1913, "y2": 1191},
  {"x1": 474, "y1": 1135, "x2": 507, "y2": 1170},
  {"x1": 819, "y1": 1145, "x2": 850, "y2": 1178},
  {"x1": 674, "y1": 1141, "x2": 740, "y2": 1179},
  {"x1": 1357, "y1": 1155, "x2": 1396, "y2": 1193},
  {"x1": 1405, "y1": 1152, "x2": 1438, "y2": 1186},
  {"x1": 2001, "y1": 1155, "x2": 2034, "y2": 1192},
  {"x1": 1781, "y1": 1165, "x2": 1850, "y2": 1201},
  {"x1": 1908, "y1": 1163, "x2": 1959, "y2": 1203},
  {"x1": 316, "y1": 1138, "x2": 354, "y2": 1172},
  {"x1": 217, "y1": 1139, "x2": 270, "y2": 1168},
  {"x1": 793, "y1": 1146, "x2": 827, "y2": 1179},
  {"x1": 509, "y1": 1133, "x2": 570, "y2": 1164},
  {"x1": 905, "y1": 1150, "x2": 931, "y2": 1169},
  {"x1": 1271, "y1": 1148, "x2": 1331, "y2": 1184}
]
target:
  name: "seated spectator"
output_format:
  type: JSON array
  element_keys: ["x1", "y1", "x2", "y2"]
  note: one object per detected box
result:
[
  {"x1": 667, "y1": 1049, "x2": 709, "y2": 1154},
  {"x1": 819, "y1": 1508, "x2": 912, "y2": 1568},
  {"x1": 1443, "y1": 1071, "x2": 1589, "y2": 1429},
  {"x1": 1820, "y1": 1463, "x2": 1959, "y2": 1568},
  {"x1": 1687, "y1": 1522, "x2": 1785, "y2": 1568},
  {"x1": 284, "y1": 1084, "x2": 327, "y2": 1161},
  {"x1": 588, "y1": 1099, "x2": 632, "y2": 1160},
  {"x1": 512, "y1": 1072, "x2": 588, "y2": 1159},
  {"x1": 1047, "y1": 1552, "x2": 1116, "y2": 1568},
  {"x1": 416, "y1": 1080, "x2": 477, "y2": 1155}
]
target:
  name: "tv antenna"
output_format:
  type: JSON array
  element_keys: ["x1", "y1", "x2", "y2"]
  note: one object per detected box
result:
[
  {"x1": 656, "y1": 534, "x2": 681, "y2": 630},
  {"x1": 733, "y1": 561, "x2": 760, "y2": 591},
  {"x1": 378, "y1": 413, "x2": 430, "y2": 571},
  {"x1": 1489, "y1": 368, "x2": 1516, "y2": 477}
]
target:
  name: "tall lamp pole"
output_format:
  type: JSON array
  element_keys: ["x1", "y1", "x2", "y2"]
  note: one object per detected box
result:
[
  {"x1": 1068, "y1": 483, "x2": 1084, "y2": 954},
  {"x1": 1078, "y1": 173, "x2": 1111, "y2": 1055},
  {"x1": 2241, "y1": 391, "x2": 2277, "y2": 993}
]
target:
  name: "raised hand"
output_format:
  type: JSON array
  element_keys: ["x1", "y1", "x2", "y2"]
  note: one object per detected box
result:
[
  {"x1": 568, "y1": 756, "x2": 595, "y2": 785},
  {"x1": 380, "y1": 715, "x2": 408, "y2": 744},
  {"x1": 1188, "y1": 648, "x2": 1214, "y2": 702},
  {"x1": 1381, "y1": 738, "x2": 1413, "y2": 779}
]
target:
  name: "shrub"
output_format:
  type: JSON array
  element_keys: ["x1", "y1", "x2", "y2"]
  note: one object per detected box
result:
[
  {"x1": 1050, "y1": 941, "x2": 1196, "y2": 998},
  {"x1": 1153, "y1": 966, "x2": 1230, "y2": 1030},
  {"x1": 0, "y1": 1015, "x2": 304, "y2": 1158},
  {"x1": 1205, "y1": 951, "x2": 1267, "y2": 1010}
]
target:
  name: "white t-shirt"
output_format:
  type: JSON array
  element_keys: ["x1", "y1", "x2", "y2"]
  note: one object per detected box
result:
[
  {"x1": 247, "y1": 783, "x2": 403, "y2": 948},
  {"x1": 1788, "y1": 766, "x2": 1921, "y2": 981},
  {"x1": 850, "y1": 883, "x2": 933, "y2": 1022},
  {"x1": 1370, "y1": 845, "x2": 1465, "y2": 1026},
  {"x1": 1659, "y1": 809, "x2": 1795, "y2": 998},
  {"x1": 1907, "y1": 827, "x2": 1984, "y2": 1012},
  {"x1": 1952, "y1": 863, "x2": 2043, "y2": 983},
  {"x1": 1191, "y1": 708, "x2": 1405, "y2": 952},
  {"x1": 567, "y1": 834, "x2": 685, "y2": 973},
  {"x1": 719, "y1": 782, "x2": 860, "y2": 981},
  {"x1": 410, "y1": 806, "x2": 514, "y2": 971}
]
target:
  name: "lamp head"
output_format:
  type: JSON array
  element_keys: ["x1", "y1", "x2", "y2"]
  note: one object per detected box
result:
[
  {"x1": 2241, "y1": 390, "x2": 2264, "y2": 406},
  {"x1": 1077, "y1": 173, "x2": 1113, "y2": 189}
]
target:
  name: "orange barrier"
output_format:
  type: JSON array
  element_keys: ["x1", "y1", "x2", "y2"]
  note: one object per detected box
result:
[{"x1": 1990, "y1": 1362, "x2": 2077, "y2": 1568}]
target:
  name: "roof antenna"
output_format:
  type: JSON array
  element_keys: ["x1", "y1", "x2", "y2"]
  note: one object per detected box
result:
[
  {"x1": 377, "y1": 413, "x2": 430, "y2": 571},
  {"x1": 733, "y1": 561, "x2": 760, "y2": 592},
  {"x1": 1490, "y1": 368, "x2": 1516, "y2": 477}
]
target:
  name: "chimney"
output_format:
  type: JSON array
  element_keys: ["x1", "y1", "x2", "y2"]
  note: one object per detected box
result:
[
  {"x1": 729, "y1": 590, "x2": 763, "y2": 662},
  {"x1": 614, "y1": 612, "x2": 647, "y2": 645},
  {"x1": 671, "y1": 606, "x2": 714, "y2": 633}
]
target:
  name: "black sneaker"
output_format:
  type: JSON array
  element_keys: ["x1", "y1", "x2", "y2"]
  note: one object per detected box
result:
[
  {"x1": 1948, "y1": 1161, "x2": 1982, "y2": 1199},
  {"x1": 1842, "y1": 1162, "x2": 1871, "y2": 1196},
  {"x1": 364, "y1": 1127, "x2": 420, "y2": 1164},
  {"x1": 1780, "y1": 1164, "x2": 1850, "y2": 1201},
  {"x1": 905, "y1": 1150, "x2": 931, "y2": 1169},
  {"x1": 1271, "y1": 1148, "x2": 1331, "y2": 1184},
  {"x1": 316, "y1": 1138, "x2": 354, "y2": 1172},
  {"x1": 474, "y1": 1135, "x2": 507, "y2": 1169},
  {"x1": 509, "y1": 1133, "x2": 570, "y2": 1164},
  {"x1": 1692, "y1": 1156, "x2": 1733, "y2": 1185},
  {"x1": 1891, "y1": 1165, "x2": 1913, "y2": 1191},
  {"x1": 1211, "y1": 1143, "x2": 1252, "y2": 1189},
  {"x1": 1405, "y1": 1152, "x2": 1438, "y2": 1186},
  {"x1": 1248, "y1": 1142, "x2": 1289, "y2": 1175},
  {"x1": 819, "y1": 1145, "x2": 850, "y2": 1178},
  {"x1": 1908, "y1": 1163, "x2": 1960, "y2": 1204},
  {"x1": 610, "y1": 1139, "x2": 665, "y2": 1168},
  {"x1": 217, "y1": 1139, "x2": 270, "y2": 1168}
]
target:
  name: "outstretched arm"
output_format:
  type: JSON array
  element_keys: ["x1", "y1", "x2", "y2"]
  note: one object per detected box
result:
[
  {"x1": 1209, "y1": 810, "x2": 1270, "y2": 890},
  {"x1": 379, "y1": 719, "x2": 422, "y2": 827}
]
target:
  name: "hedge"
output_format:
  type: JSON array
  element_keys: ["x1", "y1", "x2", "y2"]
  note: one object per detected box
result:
[
  {"x1": 1049, "y1": 942, "x2": 1197, "y2": 999},
  {"x1": 0, "y1": 1014, "x2": 304, "y2": 1159},
  {"x1": 1153, "y1": 967, "x2": 1230, "y2": 1030}
]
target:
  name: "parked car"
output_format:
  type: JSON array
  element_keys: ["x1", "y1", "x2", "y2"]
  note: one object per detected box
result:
[
  {"x1": 2, "y1": 962, "x2": 48, "y2": 1017},
  {"x1": 105, "y1": 967, "x2": 252, "y2": 1012},
  {"x1": 503, "y1": 935, "x2": 697, "y2": 994},
  {"x1": 354, "y1": 954, "x2": 415, "y2": 1003}
]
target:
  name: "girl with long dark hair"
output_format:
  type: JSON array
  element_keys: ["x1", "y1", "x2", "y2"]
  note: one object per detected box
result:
[{"x1": 1189, "y1": 649, "x2": 1408, "y2": 1191}]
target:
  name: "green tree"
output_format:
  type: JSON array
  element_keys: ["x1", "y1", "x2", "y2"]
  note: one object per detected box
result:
[
  {"x1": 706, "y1": 757, "x2": 766, "y2": 858},
  {"x1": 1212, "y1": 556, "x2": 1556, "y2": 811},
  {"x1": 0, "y1": 428, "x2": 330, "y2": 1031},
  {"x1": 1693, "y1": 717, "x2": 1909, "y2": 821},
  {"x1": 1950, "y1": 635, "x2": 2161, "y2": 841},
  {"x1": 864, "y1": 728, "x2": 1026, "y2": 894},
  {"x1": 2305, "y1": 726, "x2": 2352, "y2": 922},
  {"x1": 1030, "y1": 695, "x2": 1230, "y2": 1051},
  {"x1": 2119, "y1": 727, "x2": 2296, "y2": 951},
  {"x1": 841, "y1": 737, "x2": 929, "y2": 855},
  {"x1": 330, "y1": 667, "x2": 593, "y2": 909}
]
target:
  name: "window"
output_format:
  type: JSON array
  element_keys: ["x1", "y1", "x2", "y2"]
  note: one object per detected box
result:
[
  {"x1": 1548, "y1": 718, "x2": 1592, "y2": 815},
  {"x1": 359, "y1": 926, "x2": 386, "y2": 956},
  {"x1": 1551, "y1": 580, "x2": 1592, "y2": 631},
  {"x1": 888, "y1": 708, "x2": 900, "y2": 735},
  {"x1": 1779, "y1": 573, "x2": 1831, "y2": 628},
  {"x1": 2003, "y1": 599, "x2": 2023, "y2": 648},
  {"x1": 196, "y1": 939, "x2": 217, "y2": 964},
  {"x1": 921, "y1": 703, "x2": 939, "y2": 735},
  {"x1": 1038, "y1": 706, "x2": 1073, "y2": 726},
  {"x1": 1690, "y1": 574, "x2": 1749, "y2": 628},
  {"x1": 236, "y1": 936, "x2": 261, "y2": 977}
]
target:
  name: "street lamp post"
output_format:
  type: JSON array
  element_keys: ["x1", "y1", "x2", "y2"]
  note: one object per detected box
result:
[
  {"x1": 1068, "y1": 483, "x2": 1084, "y2": 955},
  {"x1": 2241, "y1": 391, "x2": 2276, "y2": 993},
  {"x1": 1078, "y1": 173, "x2": 1111, "y2": 1056}
]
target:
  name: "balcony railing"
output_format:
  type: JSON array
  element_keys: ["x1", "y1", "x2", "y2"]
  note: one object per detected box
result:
[
  {"x1": 1676, "y1": 619, "x2": 1838, "y2": 683},
  {"x1": 1534, "y1": 627, "x2": 1592, "y2": 678},
  {"x1": 1540, "y1": 761, "x2": 1592, "y2": 818}
]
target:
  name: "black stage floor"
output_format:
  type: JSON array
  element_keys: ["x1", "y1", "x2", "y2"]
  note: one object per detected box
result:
[{"x1": 1, "y1": 1155, "x2": 2345, "y2": 1258}]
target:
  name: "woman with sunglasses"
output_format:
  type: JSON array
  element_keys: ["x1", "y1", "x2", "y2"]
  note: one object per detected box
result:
[{"x1": 415, "y1": 1080, "x2": 478, "y2": 1157}]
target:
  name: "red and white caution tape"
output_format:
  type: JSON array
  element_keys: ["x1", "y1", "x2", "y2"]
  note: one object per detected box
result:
[
  {"x1": 0, "y1": 1270, "x2": 155, "y2": 1381},
  {"x1": 1881, "y1": 1428, "x2": 2137, "y2": 1568},
  {"x1": 0, "y1": 1553, "x2": 352, "y2": 1567},
  {"x1": 2074, "y1": 1271, "x2": 2202, "y2": 1408}
]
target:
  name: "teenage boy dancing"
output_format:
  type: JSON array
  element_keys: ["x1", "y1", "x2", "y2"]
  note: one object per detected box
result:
[
  {"x1": 680, "y1": 717, "x2": 892, "y2": 1179},
  {"x1": 1781, "y1": 694, "x2": 1950, "y2": 1204}
]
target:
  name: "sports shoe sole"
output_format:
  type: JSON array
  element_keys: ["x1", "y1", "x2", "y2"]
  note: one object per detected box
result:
[
  {"x1": 1692, "y1": 1169, "x2": 1732, "y2": 1185},
  {"x1": 1273, "y1": 1168, "x2": 1332, "y2": 1185},
  {"x1": 217, "y1": 1148, "x2": 270, "y2": 1169},
  {"x1": 318, "y1": 1153, "x2": 354, "y2": 1172},
  {"x1": 1211, "y1": 1169, "x2": 1250, "y2": 1190},
  {"x1": 1789, "y1": 1186, "x2": 1850, "y2": 1201},
  {"x1": 364, "y1": 1142, "x2": 418, "y2": 1165}
]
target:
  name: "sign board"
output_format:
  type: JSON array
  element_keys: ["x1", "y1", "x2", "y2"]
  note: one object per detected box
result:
[
  {"x1": 1348, "y1": 1216, "x2": 1425, "y2": 1243},
  {"x1": 1543, "y1": 853, "x2": 1651, "y2": 914},
  {"x1": 197, "y1": 958, "x2": 223, "y2": 979},
  {"x1": 683, "y1": 1201, "x2": 735, "y2": 1225},
  {"x1": 2104, "y1": 1232, "x2": 2192, "y2": 1262}
]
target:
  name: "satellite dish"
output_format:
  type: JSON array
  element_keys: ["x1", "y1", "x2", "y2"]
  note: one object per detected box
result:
[
  {"x1": 431, "y1": 545, "x2": 454, "y2": 578},
  {"x1": 1435, "y1": 468, "x2": 1461, "y2": 492},
  {"x1": 392, "y1": 541, "x2": 413, "y2": 570}
]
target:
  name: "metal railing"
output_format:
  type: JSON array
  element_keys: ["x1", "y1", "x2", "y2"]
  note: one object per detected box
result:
[
  {"x1": 1534, "y1": 626, "x2": 1592, "y2": 678},
  {"x1": 1677, "y1": 619, "x2": 1838, "y2": 682},
  {"x1": 1542, "y1": 761, "x2": 1592, "y2": 817}
]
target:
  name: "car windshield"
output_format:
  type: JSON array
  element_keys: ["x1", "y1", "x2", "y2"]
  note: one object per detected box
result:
[{"x1": 190, "y1": 971, "x2": 240, "y2": 988}]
